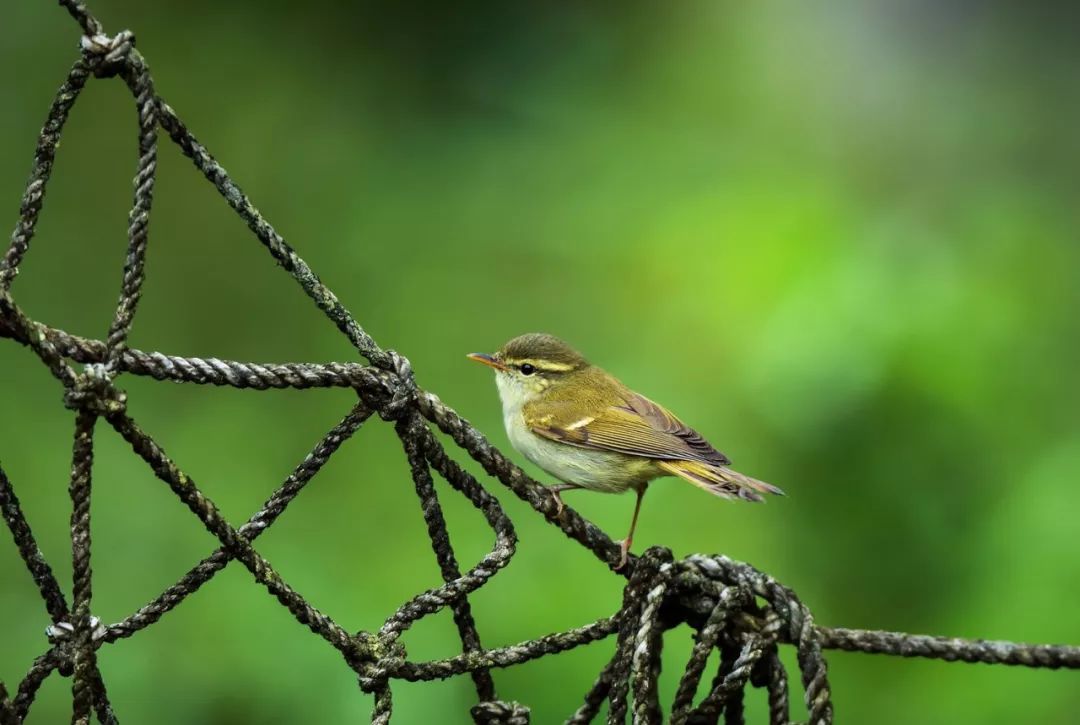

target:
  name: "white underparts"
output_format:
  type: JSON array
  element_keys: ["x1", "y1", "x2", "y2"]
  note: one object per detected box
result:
[{"x1": 495, "y1": 371, "x2": 654, "y2": 494}]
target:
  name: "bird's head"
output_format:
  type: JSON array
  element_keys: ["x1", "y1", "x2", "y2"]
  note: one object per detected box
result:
[{"x1": 468, "y1": 333, "x2": 589, "y2": 406}]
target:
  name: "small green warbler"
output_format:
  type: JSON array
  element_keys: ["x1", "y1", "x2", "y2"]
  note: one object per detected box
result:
[{"x1": 469, "y1": 333, "x2": 782, "y2": 568}]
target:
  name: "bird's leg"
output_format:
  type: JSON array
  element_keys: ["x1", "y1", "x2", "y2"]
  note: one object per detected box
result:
[
  {"x1": 616, "y1": 486, "x2": 647, "y2": 570},
  {"x1": 547, "y1": 483, "x2": 584, "y2": 517}
]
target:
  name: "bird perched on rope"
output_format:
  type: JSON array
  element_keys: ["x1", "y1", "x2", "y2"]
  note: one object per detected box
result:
[{"x1": 468, "y1": 333, "x2": 782, "y2": 568}]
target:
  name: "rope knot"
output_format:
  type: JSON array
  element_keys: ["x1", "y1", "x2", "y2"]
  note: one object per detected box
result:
[
  {"x1": 635, "y1": 545, "x2": 675, "y2": 578},
  {"x1": 45, "y1": 616, "x2": 106, "y2": 644},
  {"x1": 80, "y1": 30, "x2": 135, "y2": 77},
  {"x1": 377, "y1": 349, "x2": 417, "y2": 421},
  {"x1": 63, "y1": 364, "x2": 127, "y2": 415},
  {"x1": 352, "y1": 631, "x2": 407, "y2": 693},
  {"x1": 470, "y1": 700, "x2": 531, "y2": 725}
]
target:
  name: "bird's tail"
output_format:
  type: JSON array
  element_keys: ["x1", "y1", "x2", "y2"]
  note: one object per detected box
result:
[{"x1": 658, "y1": 460, "x2": 785, "y2": 503}]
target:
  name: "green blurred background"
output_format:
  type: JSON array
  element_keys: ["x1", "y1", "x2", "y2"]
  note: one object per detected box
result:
[{"x1": 2, "y1": 1, "x2": 1078, "y2": 722}]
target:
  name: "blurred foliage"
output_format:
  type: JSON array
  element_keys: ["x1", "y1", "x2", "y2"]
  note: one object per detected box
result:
[{"x1": 2, "y1": 1, "x2": 1079, "y2": 723}]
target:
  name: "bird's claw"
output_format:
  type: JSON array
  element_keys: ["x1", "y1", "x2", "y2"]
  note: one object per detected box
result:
[
  {"x1": 614, "y1": 539, "x2": 631, "y2": 571},
  {"x1": 549, "y1": 488, "x2": 566, "y2": 518}
]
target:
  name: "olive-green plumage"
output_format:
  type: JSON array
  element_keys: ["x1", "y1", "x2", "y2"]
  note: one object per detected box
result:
[{"x1": 468, "y1": 333, "x2": 782, "y2": 567}]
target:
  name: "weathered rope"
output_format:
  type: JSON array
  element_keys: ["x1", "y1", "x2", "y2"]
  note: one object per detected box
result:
[
  {"x1": 0, "y1": 2, "x2": 1077, "y2": 724},
  {"x1": 819, "y1": 627, "x2": 1080, "y2": 669},
  {"x1": 670, "y1": 585, "x2": 749, "y2": 724}
]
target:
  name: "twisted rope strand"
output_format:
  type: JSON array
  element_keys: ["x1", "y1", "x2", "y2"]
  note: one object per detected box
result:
[
  {"x1": 0, "y1": 684, "x2": 14, "y2": 725},
  {"x1": 103, "y1": 43, "x2": 157, "y2": 370},
  {"x1": 670, "y1": 586, "x2": 748, "y2": 724},
  {"x1": 689, "y1": 636, "x2": 767, "y2": 724},
  {"x1": 0, "y1": 465, "x2": 70, "y2": 622},
  {"x1": 630, "y1": 564, "x2": 669, "y2": 724},
  {"x1": 394, "y1": 615, "x2": 620, "y2": 682},
  {"x1": 820, "y1": 627, "x2": 1080, "y2": 669},
  {"x1": 57, "y1": 0, "x2": 103, "y2": 37},
  {"x1": 762, "y1": 645, "x2": 790, "y2": 725},
  {"x1": 67, "y1": 409, "x2": 98, "y2": 724},
  {"x1": 154, "y1": 101, "x2": 390, "y2": 370},
  {"x1": 0, "y1": 59, "x2": 91, "y2": 291},
  {"x1": 394, "y1": 412, "x2": 497, "y2": 702},
  {"x1": 12, "y1": 649, "x2": 63, "y2": 721},
  {"x1": 106, "y1": 402, "x2": 373, "y2": 642},
  {"x1": 103, "y1": 409, "x2": 360, "y2": 657},
  {"x1": 88, "y1": 667, "x2": 118, "y2": 725},
  {"x1": 417, "y1": 390, "x2": 631, "y2": 572},
  {"x1": 684, "y1": 556, "x2": 834, "y2": 724},
  {"x1": 606, "y1": 549, "x2": 672, "y2": 724}
]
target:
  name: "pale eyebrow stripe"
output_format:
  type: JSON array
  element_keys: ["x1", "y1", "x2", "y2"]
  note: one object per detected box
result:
[{"x1": 510, "y1": 358, "x2": 576, "y2": 372}]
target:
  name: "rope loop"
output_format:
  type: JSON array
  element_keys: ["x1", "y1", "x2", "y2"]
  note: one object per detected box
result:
[
  {"x1": 470, "y1": 700, "x2": 531, "y2": 725},
  {"x1": 63, "y1": 363, "x2": 127, "y2": 415},
  {"x1": 80, "y1": 30, "x2": 135, "y2": 78}
]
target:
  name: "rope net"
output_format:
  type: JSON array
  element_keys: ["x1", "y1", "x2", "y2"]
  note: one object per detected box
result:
[{"x1": 1, "y1": 2, "x2": 1077, "y2": 723}]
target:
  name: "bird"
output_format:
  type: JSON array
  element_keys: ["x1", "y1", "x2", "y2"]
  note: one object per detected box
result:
[{"x1": 467, "y1": 333, "x2": 783, "y2": 568}]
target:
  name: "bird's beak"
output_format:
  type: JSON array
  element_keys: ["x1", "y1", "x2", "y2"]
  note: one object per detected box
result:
[{"x1": 467, "y1": 352, "x2": 508, "y2": 371}]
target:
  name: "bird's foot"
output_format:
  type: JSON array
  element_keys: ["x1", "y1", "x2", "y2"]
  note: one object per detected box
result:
[
  {"x1": 614, "y1": 538, "x2": 632, "y2": 571},
  {"x1": 549, "y1": 488, "x2": 566, "y2": 517}
]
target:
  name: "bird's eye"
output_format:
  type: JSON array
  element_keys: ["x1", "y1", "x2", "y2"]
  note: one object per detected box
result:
[{"x1": 519, "y1": 363, "x2": 536, "y2": 376}]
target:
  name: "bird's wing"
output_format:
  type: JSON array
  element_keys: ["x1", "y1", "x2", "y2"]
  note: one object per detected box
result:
[{"x1": 524, "y1": 391, "x2": 731, "y2": 466}]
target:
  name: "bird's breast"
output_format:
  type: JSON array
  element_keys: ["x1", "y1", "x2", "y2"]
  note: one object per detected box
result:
[{"x1": 502, "y1": 406, "x2": 656, "y2": 493}]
